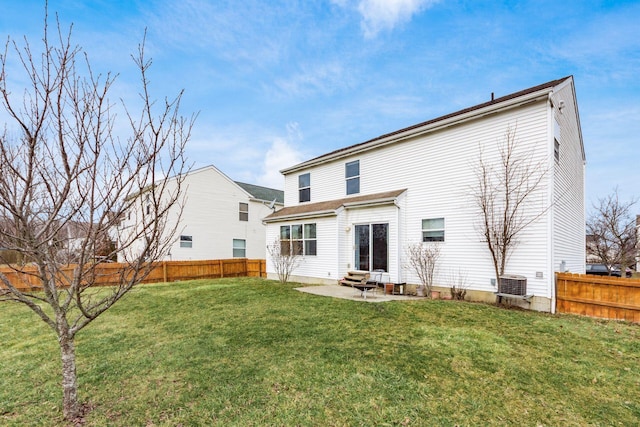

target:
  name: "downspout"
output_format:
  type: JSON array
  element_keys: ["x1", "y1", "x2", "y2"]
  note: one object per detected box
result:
[
  {"x1": 395, "y1": 199, "x2": 402, "y2": 284},
  {"x1": 548, "y1": 93, "x2": 557, "y2": 314}
]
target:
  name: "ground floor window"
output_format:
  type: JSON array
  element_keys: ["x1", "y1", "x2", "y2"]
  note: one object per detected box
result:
[
  {"x1": 233, "y1": 239, "x2": 246, "y2": 257},
  {"x1": 180, "y1": 235, "x2": 193, "y2": 248},
  {"x1": 280, "y1": 223, "x2": 316, "y2": 256},
  {"x1": 422, "y1": 218, "x2": 444, "y2": 242}
]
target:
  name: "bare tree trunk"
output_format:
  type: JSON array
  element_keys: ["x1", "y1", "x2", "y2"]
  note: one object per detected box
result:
[
  {"x1": 59, "y1": 326, "x2": 79, "y2": 420},
  {"x1": 0, "y1": 10, "x2": 192, "y2": 421}
]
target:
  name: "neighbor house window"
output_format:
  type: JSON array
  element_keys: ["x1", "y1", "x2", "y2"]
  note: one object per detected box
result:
[
  {"x1": 180, "y1": 235, "x2": 193, "y2": 248},
  {"x1": 239, "y1": 202, "x2": 249, "y2": 221},
  {"x1": 280, "y1": 223, "x2": 316, "y2": 255},
  {"x1": 233, "y1": 239, "x2": 246, "y2": 257},
  {"x1": 554, "y1": 139, "x2": 560, "y2": 163},
  {"x1": 345, "y1": 160, "x2": 360, "y2": 195},
  {"x1": 422, "y1": 218, "x2": 444, "y2": 242},
  {"x1": 299, "y1": 173, "x2": 310, "y2": 202}
]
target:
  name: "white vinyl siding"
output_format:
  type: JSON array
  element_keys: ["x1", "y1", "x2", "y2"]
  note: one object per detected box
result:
[
  {"x1": 118, "y1": 166, "x2": 275, "y2": 261},
  {"x1": 279, "y1": 101, "x2": 552, "y2": 295},
  {"x1": 267, "y1": 217, "x2": 337, "y2": 282},
  {"x1": 550, "y1": 82, "x2": 586, "y2": 275},
  {"x1": 270, "y1": 81, "x2": 585, "y2": 312}
]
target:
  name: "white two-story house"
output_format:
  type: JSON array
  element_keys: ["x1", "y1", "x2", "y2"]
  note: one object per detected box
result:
[
  {"x1": 118, "y1": 165, "x2": 283, "y2": 262},
  {"x1": 264, "y1": 76, "x2": 585, "y2": 312}
]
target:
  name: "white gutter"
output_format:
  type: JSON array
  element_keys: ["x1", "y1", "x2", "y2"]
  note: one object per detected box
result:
[
  {"x1": 342, "y1": 197, "x2": 399, "y2": 209},
  {"x1": 262, "y1": 210, "x2": 336, "y2": 224}
]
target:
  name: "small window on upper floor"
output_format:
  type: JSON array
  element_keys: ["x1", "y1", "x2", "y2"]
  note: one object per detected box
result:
[
  {"x1": 554, "y1": 139, "x2": 560, "y2": 163},
  {"x1": 299, "y1": 173, "x2": 310, "y2": 203},
  {"x1": 345, "y1": 160, "x2": 360, "y2": 195},
  {"x1": 239, "y1": 202, "x2": 249, "y2": 221}
]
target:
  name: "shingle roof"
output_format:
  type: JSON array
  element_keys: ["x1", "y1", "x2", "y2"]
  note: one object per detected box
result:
[
  {"x1": 235, "y1": 182, "x2": 284, "y2": 204},
  {"x1": 284, "y1": 76, "x2": 572, "y2": 172},
  {"x1": 263, "y1": 189, "x2": 406, "y2": 222}
]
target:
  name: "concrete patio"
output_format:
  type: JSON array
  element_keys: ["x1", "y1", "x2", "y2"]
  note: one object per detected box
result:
[{"x1": 295, "y1": 284, "x2": 417, "y2": 302}]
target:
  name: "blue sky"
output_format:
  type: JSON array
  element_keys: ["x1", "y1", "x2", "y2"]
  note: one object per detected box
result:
[{"x1": 1, "y1": 0, "x2": 638, "y2": 207}]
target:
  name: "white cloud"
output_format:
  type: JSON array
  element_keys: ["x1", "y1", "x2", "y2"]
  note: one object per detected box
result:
[
  {"x1": 257, "y1": 123, "x2": 305, "y2": 189},
  {"x1": 335, "y1": 0, "x2": 440, "y2": 38}
]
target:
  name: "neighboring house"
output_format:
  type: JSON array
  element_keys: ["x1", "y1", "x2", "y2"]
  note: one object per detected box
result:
[
  {"x1": 264, "y1": 76, "x2": 585, "y2": 312},
  {"x1": 118, "y1": 165, "x2": 283, "y2": 262},
  {"x1": 0, "y1": 219, "x2": 114, "y2": 264},
  {"x1": 585, "y1": 234, "x2": 602, "y2": 264}
]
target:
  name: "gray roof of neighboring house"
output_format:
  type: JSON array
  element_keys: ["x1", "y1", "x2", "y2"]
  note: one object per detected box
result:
[{"x1": 235, "y1": 182, "x2": 284, "y2": 204}]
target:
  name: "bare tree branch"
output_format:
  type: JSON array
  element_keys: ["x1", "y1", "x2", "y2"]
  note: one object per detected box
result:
[
  {"x1": 405, "y1": 242, "x2": 441, "y2": 297},
  {"x1": 0, "y1": 14, "x2": 193, "y2": 421},
  {"x1": 471, "y1": 125, "x2": 549, "y2": 281},
  {"x1": 267, "y1": 239, "x2": 301, "y2": 284},
  {"x1": 586, "y1": 189, "x2": 637, "y2": 275}
]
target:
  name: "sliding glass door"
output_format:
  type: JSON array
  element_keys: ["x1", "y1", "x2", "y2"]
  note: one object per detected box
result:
[{"x1": 354, "y1": 223, "x2": 388, "y2": 272}]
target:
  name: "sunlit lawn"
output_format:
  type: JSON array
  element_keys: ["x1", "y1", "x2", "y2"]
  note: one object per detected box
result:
[{"x1": 1, "y1": 277, "x2": 638, "y2": 426}]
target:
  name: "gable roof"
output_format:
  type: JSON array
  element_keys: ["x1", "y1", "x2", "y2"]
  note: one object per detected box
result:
[
  {"x1": 235, "y1": 181, "x2": 284, "y2": 204},
  {"x1": 282, "y1": 76, "x2": 574, "y2": 174},
  {"x1": 263, "y1": 189, "x2": 406, "y2": 223}
]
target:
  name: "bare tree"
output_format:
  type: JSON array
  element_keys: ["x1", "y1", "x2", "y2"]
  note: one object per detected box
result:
[
  {"x1": 405, "y1": 242, "x2": 441, "y2": 297},
  {"x1": 267, "y1": 239, "x2": 301, "y2": 284},
  {"x1": 0, "y1": 15, "x2": 193, "y2": 422},
  {"x1": 586, "y1": 189, "x2": 637, "y2": 275},
  {"x1": 472, "y1": 125, "x2": 548, "y2": 281}
]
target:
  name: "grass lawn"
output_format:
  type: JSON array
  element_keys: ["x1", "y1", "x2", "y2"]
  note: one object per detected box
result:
[{"x1": 1, "y1": 277, "x2": 639, "y2": 426}]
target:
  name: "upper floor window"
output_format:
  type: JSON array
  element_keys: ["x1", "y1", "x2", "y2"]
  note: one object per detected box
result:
[
  {"x1": 180, "y1": 235, "x2": 193, "y2": 248},
  {"x1": 422, "y1": 218, "x2": 444, "y2": 242},
  {"x1": 299, "y1": 173, "x2": 310, "y2": 203},
  {"x1": 239, "y1": 202, "x2": 249, "y2": 221},
  {"x1": 346, "y1": 160, "x2": 360, "y2": 195},
  {"x1": 554, "y1": 139, "x2": 560, "y2": 163}
]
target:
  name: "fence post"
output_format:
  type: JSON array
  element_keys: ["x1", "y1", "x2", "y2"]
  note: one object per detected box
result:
[
  {"x1": 219, "y1": 259, "x2": 224, "y2": 278},
  {"x1": 163, "y1": 261, "x2": 168, "y2": 283}
]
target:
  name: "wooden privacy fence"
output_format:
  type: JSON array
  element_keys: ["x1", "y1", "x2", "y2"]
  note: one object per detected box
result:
[
  {"x1": 556, "y1": 272, "x2": 640, "y2": 323},
  {"x1": 0, "y1": 259, "x2": 266, "y2": 292}
]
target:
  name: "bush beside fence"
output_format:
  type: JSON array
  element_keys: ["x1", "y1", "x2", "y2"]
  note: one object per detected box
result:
[
  {"x1": 556, "y1": 272, "x2": 640, "y2": 323},
  {"x1": 0, "y1": 259, "x2": 266, "y2": 292}
]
